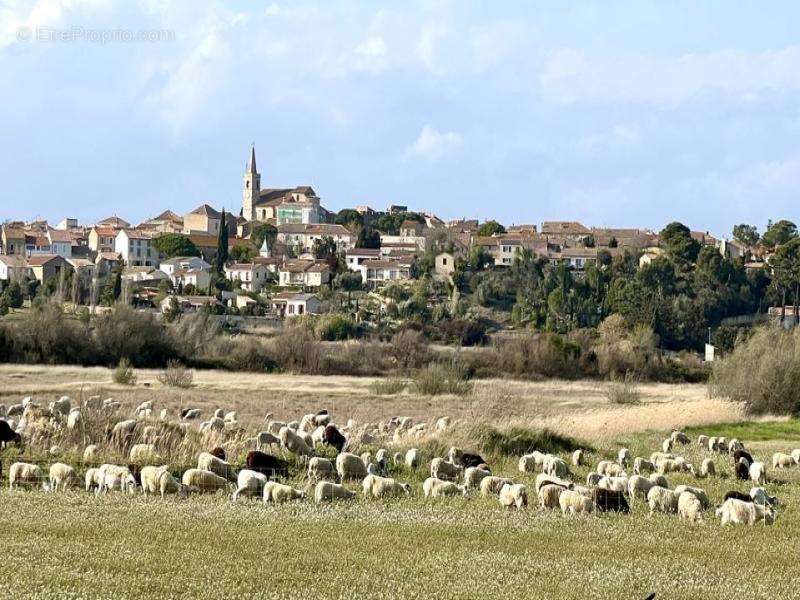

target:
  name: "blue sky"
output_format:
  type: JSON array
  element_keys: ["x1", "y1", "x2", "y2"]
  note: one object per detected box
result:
[{"x1": 1, "y1": 1, "x2": 799, "y2": 237}]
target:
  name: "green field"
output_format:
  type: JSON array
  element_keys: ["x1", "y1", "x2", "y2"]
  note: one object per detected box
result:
[{"x1": 1, "y1": 424, "x2": 799, "y2": 599}]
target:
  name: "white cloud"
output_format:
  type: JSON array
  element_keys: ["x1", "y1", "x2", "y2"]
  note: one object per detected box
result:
[
  {"x1": 577, "y1": 125, "x2": 641, "y2": 153},
  {"x1": 407, "y1": 125, "x2": 462, "y2": 161},
  {"x1": 0, "y1": 0, "x2": 112, "y2": 49},
  {"x1": 540, "y1": 46, "x2": 800, "y2": 105},
  {"x1": 352, "y1": 36, "x2": 387, "y2": 74}
]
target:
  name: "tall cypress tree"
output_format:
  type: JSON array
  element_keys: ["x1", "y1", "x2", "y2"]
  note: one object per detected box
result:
[{"x1": 216, "y1": 209, "x2": 228, "y2": 273}]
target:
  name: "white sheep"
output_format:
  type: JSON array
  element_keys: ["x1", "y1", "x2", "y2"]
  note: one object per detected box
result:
[
  {"x1": 197, "y1": 452, "x2": 237, "y2": 482},
  {"x1": 518, "y1": 451, "x2": 544, "y2": 473},
  {"x1": 633, "y1": 457, "x2": 655, "y2": 475},
  {"x1": 182, "y1": 408, "x2": 201, "y2": 420},
  {"x1": 336, "y1": 452, "x2": 368, "y2": 481},
  {"x1": 543, "y1": 455, "x2": 568, "y2": 478},
  {"x1": 598, "y1": 476, "x2": 628, "y2": 493},
  {"x1": 572, "y1": 449, "x2": 584, "y2": 466},
  {"x1": 627, "y1": 475, "x2": 655, "y2": 500},
  {"x1": 535, "y1": 474, "x2": 573, "y2": 493},
  {"x1": 264, "y1": 481, "x2": 307, "y2": 503},
  {"x1": 362, "y1": 475, "x2": 411, "y2": 499},
  {"x1": 279, "y1": 426, "x2": 313, "y2": 457},
  {"x1": 586, "y1": 473, "x2": 603, "y2": 487},
  {"x1": 674, "y1": 485, "x2": 710, "y2": 509},
  {"x1": 50, "y1": 396, "x2": 71, "y2": 415},
  {"x1": 728, "y1": 438, "x2": 744, "y2": 454},
  {"x1": 559, "y1": 489, "x2": 593, "y2": 514},
  {"x1": 67, "y1": 409, "x2": 81, "y2": 430},
  {"x1": 696, "y1": 434, "x2": 709, "y2": 449},
  {"x1": 670, "y1": 430, "x2": 689, "y2": 445},
  {"x1": 181, "y1": 468, "x2": 229, "y2": 493},
  {"x1": 678, "y1": 491, "x2": 703, "y2": 523},
  {"x1": 423, "y1": 477, "x2": 467, "y2": 498},
  {"x1": 310, "y1": 426, "x2": 326, "y2": 448},
  {"x1": 662, "y1": 438, "x2": 673, "y2": 453},
  {"x1": 48, "y1": 463, "x2": 78, "y2": 492},
  {"x1": 129, "y1": 443, "x2": 160, "y2": 464},
  {"x1": 307, "y1": 457, "x2": 336, "y2": 483},
  {"x1": 649, "y1": 473, "x2": 669, "y2": 488},
  {"x1": 97, "y1": 464, "x2": 137, "y2": 495},
  {"x1": 538, "y1": 483, "x2": 562, "y2": 510},
  {"x1": 314, "y1": 481, "x2": 356, "y2": 503},
  {"x1": 480, "y1": 476, "x2": 513, "y2": 497},
  {"x1": 749, "y1": 461, "x2": 767, "y2": 485},
  {"x1": 9, "y1": 462, "x2": 44, "y2": 490},
  {"x1": 792, "y1": 449, "x2": 800, "y2": 465},
  {"x1": 647, "y1": 486, "x2": 679, "y2": 514},
  {"x1": 649, "y1": 451, "x2": 674, "y2": 465},
  {"x1": 232, "y1": 469, "x2": 268, "y2": 501},
  {"x1": 464, "y1": 466, "x2": 492, "y2": 489},
  {"x1": 430, "y1": 457, "x2": 463, "y2": 482},
  {"x1": 256, "y1": 431, "x2": 281, "y2": 451},
  {"x1": 618, "y1": 448, "x2": 630, "y2": 468},
  {"x1": 435, "y1": 416, "x2": 451, "y2": 431},
  {"x1": 83, "y1": 445, "x2": 98, "y2": 462},
  {"x1": 699, "y1": 458, "x2": 716, "y2": 478},
  {"x1": 84, "y1": 468, "x2": 102, "y2": 492},
  {"x1": 716, "y1": 498, "x2": 775, "y2": 526},
  {"x1": 499, "y1": 483, "x2": 528, "y2": 509},
  {"x1": 772, "y1": 452, "x2": 796, "y2": 469}
]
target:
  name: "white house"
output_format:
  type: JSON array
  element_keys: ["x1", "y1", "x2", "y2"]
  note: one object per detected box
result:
[
  {"x1": 271, "y1": 292, "x2": 321, "y2": 318},
  {"x1": 278, "y1": 259, "x2": 331, "y2": 287},
  {"x1": 277, "y1": 224, "x2": 354, "y2": 254},
  {"x1": 345, "y1": 247, "x2": 381, "y2": 269},
  {"x1": 115, "y1": 229, "x2": 159, "y2": 267},
  {"x1": 379, "y1": 234, "x2": 426, "y2": 252},
  {"x1": 224, "y1": 262, "x2": 270, "y2": 292},
  {"x1": 47, "y1": 229, "x2": 73, "y2": 257},
  {"x1": 171, "y1": 268, "x2": 211, "y2": 291},
  {"x1": 159, "y1": 256, "x2": 211, "y2": 277},
  {"x1": 357, "y1": 258, "x2": 412, "y2": 288}
]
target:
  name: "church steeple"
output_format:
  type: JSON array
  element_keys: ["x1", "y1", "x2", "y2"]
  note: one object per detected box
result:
[{"x1": 242, "y1": 144, "x2": 261, "y2": 222}]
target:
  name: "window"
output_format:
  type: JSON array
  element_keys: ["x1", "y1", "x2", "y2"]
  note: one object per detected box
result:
[{"x1": 442, "y1": 258, "x2": 448, "y2": 265}]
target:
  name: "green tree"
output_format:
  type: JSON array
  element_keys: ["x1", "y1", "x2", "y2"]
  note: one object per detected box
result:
[
  {"x1": 215, "y1": 209, "x2": 229, "y2": 273},
  {"x1": 660, "y1": 221, "x2": 700, "y2": 265},
  {"x1": 229, "y1": 245, "x2": 255, "y2": 262},
  {"x1": 251, "y1": 223, "x2": 277, "y2": 251},
  {"x1": 334, "y1": 209, "x2": 364, "y2": 230},
  {"x1": 762, "y1": 220, "x2": 798, "y2": 248},
  {"x1": 2, "y1": 280, "x2": 23, "y2": 309},
  {"x1": 313, "y1": 235, "x2": 338, "y2": 260},
  {"x1": 356, "y1": 226, "x2": 381, "y2": 249},
  {"x1": 476, "y1": 220, "x2": 506, "y2": 237},
  {"x1": 152, "y1": 234, "x2": 199, "y2": 258},
  {"x1": 732, "y1": 223, "x2": 759, "y2": 247},
  {"x1": 771, "y1": 237, "x2": 800, "y2": 322}
]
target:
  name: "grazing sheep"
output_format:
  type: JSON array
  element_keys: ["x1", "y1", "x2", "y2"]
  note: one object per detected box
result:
[
  {"x1": 307, "y1": 457, "x2": 336, "y2": 483},
  {"x1": 232, "y1": 469, "x2": 268, "y2": 501},
  {"x1": 141, "y1": 466, "x2": 166, "y2": 494},
  {"x1": 659, "y1": 459, "x2": 693, "y2": 476},
  {"x1": 313, "y1": 411, "x2": 331, "y2": 428},
  {"x1": 518, "y1": 452, "x2": 544, "y2": 473},
  {"x1": 772, "y1": 452, "x2": 797, "y2": 469},
  {"x1": 256, "y1": 431, "x2": 280, "y2": 451},
  {"x1": 9, "y1": 462, "x2": 44, "y2": 490},
  {"x1": 535, "y1": 474, "x2": 573, "y2": 494},
  {"x1": 618, "y1": 448, "x2": 630, "y2": 468},
  {"x1": 716, "y1": 498, "x2": 775, "y2": 526},
  {"x1": 97, "y1": 465, "x2": 137, "y2": 495},
  {"x1": 48, "y1": 463, "x2": 78, "y2": 492},
  {"x1": 322, "y1": 424, "x2": 347, "y2": 453},
  {"x1": 448, "y1": 447, "x2": 486, "y2": 469},
  {"x1": 430, "y1": 457, "x2": 463, "y2": 482},
  {"x1": 246, "y1": 451, "x2": 290, "y2": 479},
  {"x1": 314, "y1": 481, "x2": 356, "y2": 503},
  {"x1": 598, "y1": 476, "x2": 628, "y2": 494},
  {"x1": 627, "y1": 475, "x2": 655, "y2": 500},
  {"x1": 435, "y1": 416, "x2": 451, "y2": 431},
  {"x1": 592, "y1": 488, "x2": 629, "y2": 513},
  {"x1": 749, "y1": 461, "x2": 767, "y2": 485},
  {"x1": 362, "y1": 475, "x2": 411, "y2": 499},
  {"x1": 109, "y1": 419, "x2": 136, "y2": 445},
  {"x1": 182, "y1": 408, "x2": 201, "y2": 420},
  {"x1": 405, "y1": 448, "x2": 421, "y2": 469},
  {"x1": 310, "y1": 426, "x2": 326, "y2": 448},
  {"x1": 670, "y1": 430, "x2": 689, "y2": 445},
  {"x1": 678, "y1": 491, "x2": 703, "y2": 523},
  {"x1": 572, "y1": 449, "x2": 584, "y2": 466},
  {"x1": 85, "y1": 468, "x2": 102, "y2": 492},
  {"x1": 0, "y1": 420, "x2": 20, "y2": 449},
  {"x1": 360, "y1": 452, "x2": 372, "y2": 468},
  {"x1": 197, "y1": 452, "x2": 237, "y2": 482},
  {"x1": 735, "y1": 457, "x2": 751, "y2": 481},
  {"x1": 728, "y1": 439, "x2": 744, "y2": 455},
  {"x1": 633, "y1": 458, "x2": 655, "y2": 475},
  {"x1": 650, "y1": 452, "x2": 674, "y2": 465},
  {"x1": 209, "y1": 447, "x2": 226, "y2": 461},
  {"x1": 647, "y1": 486, "x2": 679, "y2": 514},
  {"x1": 336, "y1": 452, "x2": 368, "y2": 482},
  {"x1": 264, "y1": 481, "x2": 306, "y2": 503},
  {"x1": 480, "y1": 476, "x2": 513, "y2": 497},
  {"x1": 543, "y1": 455, "x2": 568, "y2": 478},
  {"x1": 181, "y1": 468, "x2": 229, "y2": 493},
  {"x1": 559, "y1": 489, "x2": 594, "y2": 515},
  {"x1": 464, "y1": 466, "x2": 492, "y2": 489},
  {"x1": 649, "y1": 474, "x2": 669, "y2": 488},
  {"x1": 538, "y1": 484, "x2": 563, "y2": 510},
  {"x1": 392, "y1": 452, "x2": 403, "y2": 466},
  {"x1": 586, "y1": 473, "x2": 603, "y2": 487},
  {"x1": 423, "y1": 477, "x2": 467, "y2": 498},
  {"x1": 699, "y1": 458, "x2": 716, "y2": 478},
  {"x1": 662, "y1": 438, "x2": 673, "y2": 453},
  {"x1": 499, "y1": 483, "x2": 528, "y2": 509},
  {"x1": 67, "y1": 409, "x2": 81, "y2": 430},
  {"x1": 267, "y1": 420, "x2": 287, "y2": 435},
  {"x1": 129, "y1": 443, "x2": 160, "y2": 464},
  {"x1": 733, "y1": 449, "x2": 754, "y2": 465},
  {"x1": 83, "y1": 445, "x2": 98, "y2": 462},
  {"x1": 674, "y1": 485, "x2": 710, "y2": 509},
  {"x1": 792, "y1": 449, "x2": 800, "y2": 465},
  {"x1": 750, "y1": 487, "x2": 779, "y2": 508},
  {"x1": 697, "y1": 434, "x2": 709, "y2": 449}
]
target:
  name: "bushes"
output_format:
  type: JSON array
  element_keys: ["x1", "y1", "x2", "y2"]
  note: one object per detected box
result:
[
  {"x1": 221, "y1": 337, "x2": 278, "y2": 372},
  {"x1": 390, "y1": 329, "x2": 430, "y2": 370},
  {"x1": 112, "y1": 358, "x2": 137, "y2": 385},
  {"x1": 709, "y1": 326, "x2": 800, "y2": 415},
  {"x1": 493, "y1": 333, "x2": 583, "y2": 379},
  {"x1": 270, "y1": 326, "x2": 322, "y2": 374},
  {"x1": 315, "y1": 314, "x2": 358, "y2": 341},
  {"x1": 413, "y1": 364, "x2": 473, "y2": 396},
  {"x1": 603, "y1": 375, "x2": 641, "y2": 405},
  {"x1": 94, "y1": 306, "x2": 172, "y2": 367},
  {"x1": 472, "y1": 424, "x2": 586, "y2": 457},
  {"x1": 157, "y1": 360, "x2": 194, "y2": 388},
  {"x1": 370, "y1": 378, "x2": 407, "y2": 395},
  {"x1": 0, "y1": 302, "x2": 88, "y2": 365},
  {"x1": 436, "y1": 318, "x2": 488, "y2": 346}
]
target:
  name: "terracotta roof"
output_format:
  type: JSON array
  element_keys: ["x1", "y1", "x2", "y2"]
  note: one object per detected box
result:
[
  {"x1": 120, "y1": 229, "x2": 153, "y2": 240},
  {"x1": 92, "y1": 226, "x2": 118, "y2": 237},
  {"x1": 277, "y1": 223, "x2": 352, "y2": 236},
  {"x1": 97, "y1": 216, "x2": 130, "y2": 228},
  {"x1": 48, "y1": 229, "x2": 72, "y2": 243},
  {"x1": 541, "y1": 221, "x2": 591, "y2": 236},
  {"x1": 26, "y1": 254, "x2": 62, "y2": 267},
  {"x1": 346, "y1": 248, "x2": 381, "y2": 257},
  {"x1": 0, "y1": 255, "x2": 25, "y2": 267},
  {"x1": 188, "y1": 204, "x2": 221, "y2": 218}
]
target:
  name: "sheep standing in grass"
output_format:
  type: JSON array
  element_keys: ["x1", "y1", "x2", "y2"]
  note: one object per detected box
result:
[
  {"x1": 750, "y1": 487, "x2": 778, "y2": 508},
  {"x1": 129, "y1": 443, "x2": 160, "y2": 464},
  {"x1": 362, "y1": 475, "x2": 411, "y2": 499},
  {"x1": 749, "y1": 461, "x2": 767, "y2": 485},
  {"x1": 674, "y1": 485, "x2": 710, "y2": 509},
  {"x1": 423, "y1": 477, "x2": 467, "y2": 498},
  {"x1": 678, "y1": 491, "x2": 703, "y2": 523},
  {"x1": 728, "y1": 439, "x2": 744, "y2": 455},
  {"x1": 314, "y1": 481, "x2": 356, "y2": 503},
  {"x1": 197, "y1": 452, "x2": 237, "y2": 482},
  {"x1": 480, "y1": 476, "x2": 513, "y2": 497},
  {"x1": 67, "y1": 409, "x2": 81, "y2": 430},
  {"x1": 499, "y1": 483, "x2": 528, "y2": 509},
  {"x1": 336, "y1": 452, "x2": 368, "y2": 482},
  {"x1": 307, "y1": 457, "x2": 336, "y2": 483},
  {"x1": 647, "y1": 486, "x2": 679, "y2": 514},
  {"x1": 671, "y1": 430, "x2": 689, "y2": 445},
  {"x1": 699, "y1": 458, "x2": 716, "y2": 478},
  {"x1": 97, "y1": 465, "x2": 137, "y2": 495},
  {"x1": 662, "y1": 438, "x2": 673, "y2": 453},
  {"x1": 141, "y1": 466, "x2": 186, "y2": 499},
  {"x1": 633, "y1": 458, "x2": 655, "y2": 475},
  {"x1": 9, "y1": 462, "x2": 44, "y2": 490},
  {"x1": 256, "y1": 431, "x2": 280, "y2": 452},
  {"x1": 264, "y1": 481, "x2": 306, "y2": 503},
  {"x1": 598, "y1": 476, "x2": 628, "y2": 494},
  {"x1": 572, "y1": 449, "x2": 584, "y2": 466},
  {"x1": 181, "y1": 469, "x2": 229, "y2": 493},
  {"x1": 649, "y1": 474, "x2": 669, "y2": 488},
  {"x1": 543, "y1": 456, "x2": 568, "y2": 478},
  {"x1": 279, "y1": 426, "x2": 313, "y2": 457},
  {"x1": 716, "y1": 498, "x2": 775, "y2": 525},
  {"x1": 538, "y1": 484, "x2": 563, "y2": 510},
  {"x1": 559, "y1": 489, "x2": 593, "y2": 515},
  {"x1": 518, "y1": 452, "x2": 544, "y2": 473},
  {"x1": 792, "y1": 449, "x2": 800, "y2": 465},
  {"x1": 697, "y1": 435, "x2": 709, "y2": 449},
  {"x1": 772, "y1": 452, "x2": 797, "y2": 469},
  {"x1": 48, "y1": 463, "x2": 78, "y2": 492},
  {"x1": 627, "y1": 475, "x2": 655, "y2": 500},
  {"x1": 232, "y1": 469, "x2": 268, "y2": 501},
  {"x1": 431, "y1": 457, "x2": 463, "y2": 482},
  {"x1": 535, "y1": 474, "x2": 573, "y2": 493},
  {"x1": 618, "y1": 448, "x2": 630, "y2": 469},
  {"x1": 83, "y1": 445, "x2": 98, "y2": 462},
  {"x1": 85, "y1": 468, "x2": 102, "y2": 492},
  {"x1": 405, "y1": 448, "x2": 421, "y2": 469},
  {"x1": 464, "y1": 466, "x2": 491, "y2": 489}
]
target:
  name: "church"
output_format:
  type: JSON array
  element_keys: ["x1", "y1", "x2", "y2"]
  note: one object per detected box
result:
[{"x1": 241, "y1": 146, "x2": 331, "y2": 225}]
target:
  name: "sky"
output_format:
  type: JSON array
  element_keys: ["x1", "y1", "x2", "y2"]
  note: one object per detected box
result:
[{"x1": 1, "y1": 0, "x2": 799, "y2": 237}]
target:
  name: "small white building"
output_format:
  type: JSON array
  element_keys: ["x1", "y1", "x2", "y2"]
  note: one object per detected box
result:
[
  {"x1": 345, "y1": 247, "x2": 381, "y2": 270},
  {"x1": 271, "y1": 292, "x2": 321, "y2": 318},
  {"x1": 172, "y1": 268, "x2": 211, "y2": 291},
  {"x1": 159, "y1": 256, "x2": 211, "y2": 277},
  {"x1": 115, "y1": 229, "x2": 159, "y2": 267},
  {"x1": 278, "y1": 260, "x2": 331, "y2": 288},
  {"x1": 224, "y1": 262, "x2": 270, "y2": 292},
  {"x1": 0, "y1": 254, "x2": 26, "y2": 283},
  {"x1": 357, "y1": 258, "x2": 412, "y2": 288}
]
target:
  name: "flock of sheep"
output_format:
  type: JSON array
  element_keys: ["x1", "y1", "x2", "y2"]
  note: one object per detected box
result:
[{"x1": 0, "y1": 394, "x2": 794, "y2": 527}]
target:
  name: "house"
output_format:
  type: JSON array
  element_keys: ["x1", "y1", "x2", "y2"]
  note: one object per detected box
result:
[
  {"x1": 55, "y1": 218, "x2": 78, "y2": 230},
  {"x1": 95, "y1": 252, "x2": 121, "y2": 275},
  {"x1": 271, "y1": 292, "x2": 321, "y2": 318},
  {"x1": 96, "y1": 216, "x2": 130, "y2": 229},
  {"x1": 183, "y1": 204, "x2": 222, "y2": 235},
  {"x1": 278, "y1": 260, "x2": 331, "y2": 287},
  {"x1": 224, "y1": 262, "x2": 270, "y2": 292},
  {"x1": 399, "y1": 219, "x2": 424, "y2": 237},
  {"x1": 88, "y1": 226, "x2": 119, "y2": 253},
  {"x1": 357, "y1": 258, "x2": 412, "y2": 288},
  {"x1": 507, "y1": 224, "x2": 538, "y2": 235},
  {"x1": 717, "y1": 238, "x2": 747, "y2": 260},
  {"x1": 541, "y1": 221, "x2": 591, "y2": 242},
  {"x1": 591, "y1": 228, "x2": 656, "y2": 249},
  {"x1": 171, "y1": 268, "x2": 212, "y2": 292},
  {"x1": 47, "y1": 228, "x2": 72, "y2": 258},
  {"x1": 638, "y1": 247, "x2": 664, "y2": 268},
  {"x1": 1, "y1": 224, "x2": 26, "y2": 255},
  {"x1": 558, "y1": 247, "x2": 598, "y2": 270},
  {"x1": 185, "y1": 233, "x2": 219, "y2": 260},
  {"x1": 388, "y1": 204, "x2": 408, "y2": 214},
  {"x1": 25, "y1": 233, "x2": 51, "y2": 255},
  {"x1": 26, "y1": 254, "x2": 72, "y2": 286},
  {"x1": 159, "y1": 256, "x2": 211, "y2": 277},
  {"x1": 475, "y1": 236, "x2": 524, "y2": 266},
  {"x1": 379, "y1": 233, "x2": 426, "y2": 252},
  {"x1": 345, "y1": 247, "x2": 381, "y2": 269},
  {"x1": 160, "y1": 295, "x2": 221, "y2": 314},
  {"x1": 434, "y1": 252, "x2": 456, "y2": 281},
  {"x1": 276, "y1": 190, "x2": 320, "y2": 225},
  {"x1": 139, "y1": 210, "x2": 184, "y2": 234},
  {"x1": 277, "y1": 223, "x2": 354, "y2": 253},
  {"x1": 0, "y1": 254, "x2": 26, "y2": 283},
  {"x1": 114, "y1": 229, "x2": 159, "y2": 267}
]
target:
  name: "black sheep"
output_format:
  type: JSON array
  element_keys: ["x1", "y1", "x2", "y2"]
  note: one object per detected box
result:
[
  {"x1": 460, "y1": 453, "x2": 487, "y2": 469},
  {"x1": 723, "y1": 490, "x2": 752, "y2": 503},
  {"x1": 592, "y1": 488, "x2": 630, "y2": 513},
  {"x1": 246, "y1": 451, "x2": 290, "y2": 479},
  {"x1": 735, "y1": 459, "x2": 750, "y2": 481},
  {"x1": 0, "y1": 420, "x2": 22, "y2": 448},
  {"x1": 210, "y1": 446, "x2": 226, "y2": 461},
  {"x1": 322, "y1": 424, "x2": 347, "y2": 453},
  {"x1": 733, "y1": 449, "x2": 754, "y2": 466}
]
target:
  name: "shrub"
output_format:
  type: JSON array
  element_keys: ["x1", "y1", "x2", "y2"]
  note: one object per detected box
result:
[
  {"x1": 709, "y1": 326, "x2": 800, "y2": 415},
  {"x1": 157, "y1": 360, "x2": 194, "y2": 388},
  {"x1": 315, "y1": 314, "x2": 358, "y2": 341},
  {"x1": 390, "y1": 329, "x2": 430, "y2": 370},
  {"x1": 1, "y1": 301, "x2": 89, "y2": 365},
  {"x1": 221, "y1": 337, "x2": 278, "y2": 372},
  {"x1": 437, "y1": 318, "x2": 488, "y2": 346},
  {"x1": 271, "y1": 326, "x2": 322, "y2": 373},
  {"x1": 604, "y1": 374, "x2": 641, "y2": 405},
  {"x1": 94, "y1": 305, "x2": 172, "y2": 367},
  {"x1": 370, "y1": 378, "x2": 407, "y2": 395},
  {"x1": 493, "y1": 333, "x2": 583, "y2": 379},
  {"x1": 112, "y1": 358, "x2": 137, "y2": 385},
  {"x1": 413, "y1": 364, "x2": 473, "y2": 396},
  {"x1": 472, "y1": 425, "x2": 586, "y2": 457}
]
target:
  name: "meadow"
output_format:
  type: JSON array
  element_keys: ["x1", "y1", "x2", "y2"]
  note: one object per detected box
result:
[{"x1": 0, "y1": 364, "x2": 796, "y2": 599}]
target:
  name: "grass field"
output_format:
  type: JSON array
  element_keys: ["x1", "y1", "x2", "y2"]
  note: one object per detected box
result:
[{"x1": 0, "y1": 365, "x2": 797, "y2": 599}]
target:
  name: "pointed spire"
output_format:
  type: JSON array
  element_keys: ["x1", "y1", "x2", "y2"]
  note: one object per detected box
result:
[{"x1": 248, "y1": 144, "x2": 257, "y2": 174}]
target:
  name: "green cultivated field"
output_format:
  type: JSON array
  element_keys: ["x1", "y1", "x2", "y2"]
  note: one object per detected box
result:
[{"x1": 1, "y1": 425, "x2": 799, "y2": 599}]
